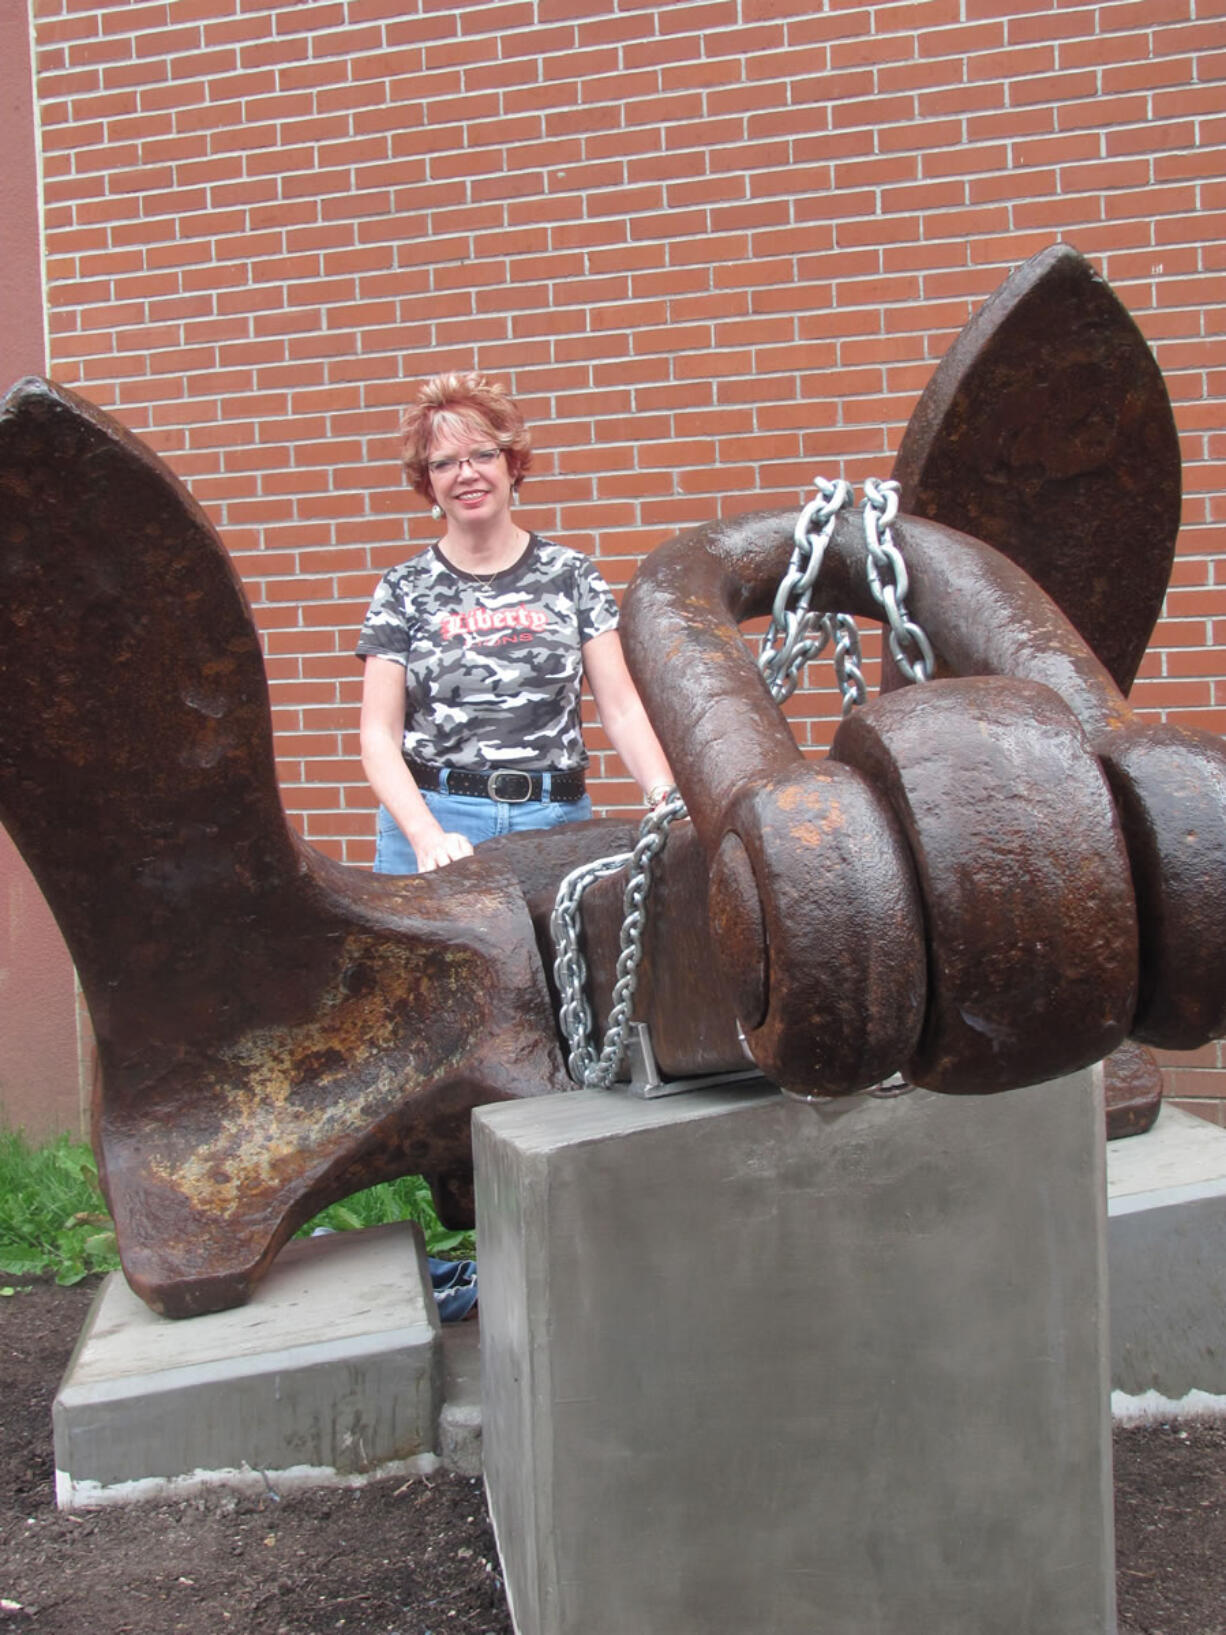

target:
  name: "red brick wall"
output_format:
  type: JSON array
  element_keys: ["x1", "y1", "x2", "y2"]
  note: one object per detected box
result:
[{"x1": 28, "y1": 0, "x2": 1226, "y2": 1111}]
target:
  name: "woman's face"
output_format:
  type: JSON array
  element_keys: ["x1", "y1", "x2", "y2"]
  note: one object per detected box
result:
[{"x1": 426, "y1": 421, "x2": 514, "y2": 528}]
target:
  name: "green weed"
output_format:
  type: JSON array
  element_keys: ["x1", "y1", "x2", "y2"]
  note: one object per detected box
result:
[
  {"x1": 298, "y1": 1173, "x2": 475, "y2": 1258},
  {"x1": 0, "y1": 1131, "x2": 119, "y2": 1285},
  {"x1": 0, "y1": 1129, "x2": 472, "y2": 1284}
]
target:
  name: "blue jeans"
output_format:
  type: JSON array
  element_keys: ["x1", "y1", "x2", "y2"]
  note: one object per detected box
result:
[{"x1": 374, "y1": 783, "x2": 593, "y2": 875}]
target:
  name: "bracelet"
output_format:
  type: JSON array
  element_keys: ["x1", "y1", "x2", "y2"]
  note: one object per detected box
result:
[{"x1": 645, "y1": 782, "x2": 673, "y2": 808}]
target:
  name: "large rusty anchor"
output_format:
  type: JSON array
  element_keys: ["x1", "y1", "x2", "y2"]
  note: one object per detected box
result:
[
  {"x1": 0, "y1": 244, "x2": 1221, "y2": 1318},
  {"x1": 0, "y1": 384, "x2": 637, "y2": 1316}
]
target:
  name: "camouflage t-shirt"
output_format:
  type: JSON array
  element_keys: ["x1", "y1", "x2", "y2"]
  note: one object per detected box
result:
[{"x1": 355, "y1": 534, "x2": 620, "y2": 771}]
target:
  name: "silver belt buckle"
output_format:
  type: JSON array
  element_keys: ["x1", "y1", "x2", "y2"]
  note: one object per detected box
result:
[{"x1": 489, "y1": 769, "x2": 534, "y2": 803}]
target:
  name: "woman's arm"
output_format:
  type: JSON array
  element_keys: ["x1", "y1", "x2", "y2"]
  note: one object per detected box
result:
[
  {"x1": 581, "y1": 629, "x2": 674, "y2": 804},
  {"x1": 359, "y1": 656, "x2": 474, "y2": 871}
]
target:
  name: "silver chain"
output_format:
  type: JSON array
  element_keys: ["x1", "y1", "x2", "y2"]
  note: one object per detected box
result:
[
  {"x1": 861, "y1": 478, "x2": 935, "y2": 684},
  {"x1": 551, "y1": 791, "x2": 688, "y2": 1088},
  {"x1": 828, "y1": 611, "x2": 867, "y2": 715},
  {"x1": 758, "y1": 478, "x2": 861, "y2": 709}
]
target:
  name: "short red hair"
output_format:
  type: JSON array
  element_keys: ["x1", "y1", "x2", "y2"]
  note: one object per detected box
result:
[{"x1": 399, "y1": 372, "x2": 533, "y2": 498}]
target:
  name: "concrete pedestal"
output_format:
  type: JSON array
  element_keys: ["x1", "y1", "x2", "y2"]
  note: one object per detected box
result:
[
  {"x1": 1108, "y1": 1103, "x2": 1226, "y2": 1403},
  {"x1": 54, "y1": 1221, "x2": 443, "y2": 1508},
  {"x1": 475, "y1": 1072, "x2": 1113, "y2": 1635}
]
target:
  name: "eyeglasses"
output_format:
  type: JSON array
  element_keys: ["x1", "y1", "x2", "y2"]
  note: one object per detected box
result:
[{"x1": 427, "y1": 447, "x2": 503, "y2": 477}]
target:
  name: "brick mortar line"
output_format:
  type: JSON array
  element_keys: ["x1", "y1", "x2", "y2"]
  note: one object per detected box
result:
[
  {"x1": 35, "y1": 29, "x2": 1210, "y2": 74},
  {"x1": 40, "y1": 101, "x2": 1225, "y2": 149}
]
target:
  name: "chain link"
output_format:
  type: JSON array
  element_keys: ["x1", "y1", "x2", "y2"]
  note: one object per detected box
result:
[
  {"x1": 551, "y1": 791, "x2": 688, "y2": 1088},
  {"x1": 829, "y1": 611, "x2": 868, "y2": 715},
  {"x1": 551, "y1": 848, "x2": 632, "y2": 1084},
  {"x1": 861, "y1": 477, "x2": 936, "y2": 685},
  {"x1": 758, "y1": 478, "x2": 853, "y2": 704}
]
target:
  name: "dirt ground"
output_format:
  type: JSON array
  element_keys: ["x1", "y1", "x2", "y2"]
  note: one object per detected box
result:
[{"x1": 2, "y1": 1277, "x2": 1224, "y2": 1635}]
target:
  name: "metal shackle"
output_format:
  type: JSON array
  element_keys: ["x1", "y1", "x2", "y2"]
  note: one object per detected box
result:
[
  {"x1": 621, "y1": 504, "x2": 1226, "y2": 1098},
  {"x1": 885, "y1": 515, "x2": 1226, "y2": 1054},
  {"x1": 621, "y1": 507, "x2": 928, "y2": 1097},
  {"x1": 831, "y1": 674, "x2": 1138, "y2": 1094}
]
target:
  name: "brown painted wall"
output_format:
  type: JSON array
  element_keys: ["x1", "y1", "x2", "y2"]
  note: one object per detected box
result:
[
  {"x1": 0, "y1": 2, "x2": 44, "y2": 379},
  {"x1": 0, "y1": 0, "x2": 85, "y2": 1141},
  {"x1": 0, "y1": 832, "x2": 85, "y2": 1141}
]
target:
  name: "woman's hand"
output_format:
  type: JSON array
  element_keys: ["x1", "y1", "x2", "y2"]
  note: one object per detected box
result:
[
  {"x1": 361, "y1": 656, "x2": 477, "y2": 872},
  {"x1": 413, "y1": 829, "x2": 475, "y2": 872}
]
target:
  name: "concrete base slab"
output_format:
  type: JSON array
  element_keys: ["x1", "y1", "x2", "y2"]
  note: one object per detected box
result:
[
  {"x1": 54, "y1": 1221, "x2": 443, "y2": 1509},
  {"x1": 1108, "y1": 1103, "x2": 1226, "y2": 1403},
  {"x1": 440, "y1": 1321, "x2": 483, "y2": 1477},
  {"x1": 475, "y1": 1072, "x2": 1114, "y2": 1635}
]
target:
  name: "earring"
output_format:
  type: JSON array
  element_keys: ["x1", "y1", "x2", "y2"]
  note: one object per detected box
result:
[
  {"x1": 511, "y1": 484, "x2": 520, "y2": 501},
  {"x1": 431, "y1": 503, "x2": 443, "y2": 520}
]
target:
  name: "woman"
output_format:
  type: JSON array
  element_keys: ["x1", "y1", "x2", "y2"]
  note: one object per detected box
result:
[{"x1": 357, "y1": 372, "x2": 673, "y2": 874}]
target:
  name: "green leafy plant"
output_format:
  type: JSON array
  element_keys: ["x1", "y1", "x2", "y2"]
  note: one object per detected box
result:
[
  {"x1": 298, "y1": 1172, "x2": 474, "y2": 1258},
  {"x1": 0, "y1": 1131, "x2": 120, "y2": 1285},
  {"x1": 0, "y1": 1128, "x2": 473, "y2": 1283}
]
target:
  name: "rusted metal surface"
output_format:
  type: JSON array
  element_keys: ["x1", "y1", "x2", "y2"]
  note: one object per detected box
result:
[
  {"x1": 570, "y1": 820, "x2": 748, "y2": 1079},
  {"x1": 621, "y1": 503, "x2": 1226, "y2": 1095},
  {"x1": 620, "y1": 510, "x2": 931, "y2": 1096},
  {"x1": 892, "y1": 244, "x2": 1181, "y2": 695},
  {"x1": 1103, "y1": 1041, "x2": 1163, "y2": 1141},
  {"x1": 0, "y1": 378, "x2": 567, "y2": 1318},
  {"x1": 1, "y1": 244, "x2": 1220, "y2": 1317},
  {"x1": 831, "y1": 677, "x2": 1137, "y2": 1094},
  {"x1": 1098, "y1": 724, "x2": 1226, "y2": 1048},
  {"x1": 881, "y1": 516, "x2": 1226, "y2": 1052}
]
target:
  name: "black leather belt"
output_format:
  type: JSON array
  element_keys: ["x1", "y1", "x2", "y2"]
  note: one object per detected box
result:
[{"x1": 406, "y1": 758, "x2": 586, "y2": 804}]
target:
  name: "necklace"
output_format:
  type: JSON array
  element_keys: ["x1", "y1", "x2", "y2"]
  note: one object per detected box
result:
[{"x1": 446, "y1": 529, "x2": 528, "y2": 594}]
